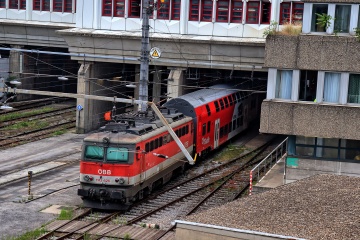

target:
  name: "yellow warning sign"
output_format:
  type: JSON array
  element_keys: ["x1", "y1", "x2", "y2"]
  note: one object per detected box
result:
[{"x1": 150, "y1": 47, "x2": 161, "y2": 59}]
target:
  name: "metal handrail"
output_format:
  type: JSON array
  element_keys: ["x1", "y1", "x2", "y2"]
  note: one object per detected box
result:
[{"x1": 249, "y1": 137, "x2": 288, "y2": 195}]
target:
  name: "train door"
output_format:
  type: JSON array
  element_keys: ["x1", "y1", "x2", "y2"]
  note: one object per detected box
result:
[
  {"x1": 214, "y1": 119, "x2": 220, "y2": 148},
  {"x1": 137, "y1": 146, "x2": 146, "y2": 183}
]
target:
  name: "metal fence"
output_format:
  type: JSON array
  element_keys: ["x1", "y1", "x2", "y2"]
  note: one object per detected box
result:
[{"x1": 249, "y1": 137, "x2": 288, "y2": 195}]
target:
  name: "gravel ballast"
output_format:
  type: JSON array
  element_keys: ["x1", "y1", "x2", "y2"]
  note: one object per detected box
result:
[{"x1": 184, "y1": 174, "x2": 360, "y2": 239}]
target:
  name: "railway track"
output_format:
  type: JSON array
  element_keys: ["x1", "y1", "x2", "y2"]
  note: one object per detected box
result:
[
  {"x1": 0, "y1": 103, "x2": 76, "y2": 149},
  {"x1": 38, "y1": 135, "x2": 285, "y2": 240},
  {"x1": 1, "y1": 97, "x2": 71, "y2": 112}
]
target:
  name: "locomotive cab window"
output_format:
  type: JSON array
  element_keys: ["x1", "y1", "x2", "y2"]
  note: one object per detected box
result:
[
  {"x1": 219, "y1": 99, "x2": 225, "y2": 110},
  {"x1": 214, "y1": 101, "x2": 220, "y2": 112},
  {"x1": 224, "y1": 97, "x2": 229, "y2": 108},
  {"x1": 84, "y1": 145, "x2": 104, "y2": 160},
  {"x1": 205, "y1": 104, "x2": 211, "y2": 116},
  {"x1": 107, "y1": 147, "x2": 128, "y2": 162}
]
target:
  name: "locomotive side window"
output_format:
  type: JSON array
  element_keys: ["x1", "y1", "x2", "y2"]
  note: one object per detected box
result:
[
  {"x1": 145, "y1": 142, "x2": 150, "y2": 152},
  {"x1": 191, "y1": 123, "x2": 194, "y2": 133},
  {"x1": 150, "y1": 141, "x2": 154, "y2": 151},
  {"x1": 182, "y1": 126, "x2": 186, "y2": 136},
  {"x1": 185, "y1": 125, "x2": 189, "y2": 134},
  {"x1": 224, "y1": 97, "x2": 229, "y2": 108},
  {"x1": 214, "y1": 101, "x2": 220, "y2": 112},
  {"x1": 136, "y1": 146, "x2": 141, "y2": 160},
  {"x1": 163, "y1": 135, "x2": 168, "y2": 144},
  {"x1": 207, "y1": 121, "x2": 211, "y2": 133},
  {"x1": 205, "y1": 104, "x2": 211, "y2": 116},
  {"x1": 107, "y1": 147, "x2": 128, "y2": 162},
  {"x1": 219, "y1": 99, "x2": 225, "y2": 110},
  {"x1": 224, "y1": 124, "x2": 228, "y2": 134},
  {"x1": 202, "y1": 123, "x2": 206, "y2": 136},
  {"x1": 85, "y1": 146, "x2": 104, "y2": 160}
]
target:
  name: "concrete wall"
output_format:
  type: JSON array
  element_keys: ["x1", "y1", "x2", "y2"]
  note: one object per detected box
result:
[
  {"x1": 260, "y1": 100, "x2": 360, "y2": 140},
  {"x1": 285, "y1": 157, "x2": 360, "y2": 183},
  {"x1": 264, "y1": 35, "x2": 360, "y2": 73}
]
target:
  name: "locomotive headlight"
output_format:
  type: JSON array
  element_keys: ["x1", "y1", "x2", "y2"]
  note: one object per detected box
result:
[
  {"x1": 115, "y1": 178, "x2": 125, "y2": 184},
  {"x1": 84, "y1": 175, "x2": 93, "y2": 182}
]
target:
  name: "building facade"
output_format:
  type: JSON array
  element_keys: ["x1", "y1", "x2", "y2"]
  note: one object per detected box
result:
[{"x1": 260, "y1": 0, "x2": 360, "y2": 182}]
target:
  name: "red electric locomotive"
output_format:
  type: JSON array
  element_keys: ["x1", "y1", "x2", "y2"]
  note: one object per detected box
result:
[{"x1": 78, "y1": 84, "x2": 261, "y2": 210}]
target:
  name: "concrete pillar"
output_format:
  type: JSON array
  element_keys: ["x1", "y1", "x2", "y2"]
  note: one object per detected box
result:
[
  {"x1": 152, "y1": 70, "x2": 161, "y2": 104},
  {"x1": 76, "y1": 63, "x2": 92, "y2": 134},
  {"x1": 167, "y1": 68, "x2": 185, "y2": 100},
  {"x1": 9, "y1": 45, "x2": 22, "y2": 80}
]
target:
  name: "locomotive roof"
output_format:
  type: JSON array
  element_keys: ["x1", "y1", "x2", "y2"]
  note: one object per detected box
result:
[
  {"x1": 166, "y1": 84, "x2": 238, "y2": 109},
  {"x1": 84, "y1": 115, "x2": 192, "y2": 144}
]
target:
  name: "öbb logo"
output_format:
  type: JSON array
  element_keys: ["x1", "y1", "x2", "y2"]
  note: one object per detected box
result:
[{"x1": 98, "y1": 169, "x2": 111, "y2": 175}]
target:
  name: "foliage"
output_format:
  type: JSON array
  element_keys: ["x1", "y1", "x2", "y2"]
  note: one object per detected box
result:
[
  {"x1": 0, "y1": 107, "x2": 54, "y2": 122},
  {"x1": 52, "y1": 129, "x2": 66, "y2": 136},
  {"x1": 354, "y1": 28, "x2": 360, "y2": 42},
  {"x1": 57, "y1": 209, "x2": 74, "y2": 220},
  {"x1": 213, "y1": 145, "x2": 246, "y2": 162},
  {"x1": 315, "y1": 13, "x2": 334, "y2": 30},
  {"x1": 277, "y1": 22, "x2": 302, "y2": 36},
  {"x1": 3, "y1": 119, "x2": 49, "y2": 130},
  {"x1": 263, "y1": 21, "x2": 278, "y2": 37},
  {"x1": 123, "y1": 233, "x2": 131, "y2": 240},
  {"x1": 2, "y1": 228, "x2": 47, "y2": 240}
]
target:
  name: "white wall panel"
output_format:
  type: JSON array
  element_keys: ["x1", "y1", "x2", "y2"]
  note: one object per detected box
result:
[
  {"x1": 31, "y1": 11, "x2": 51, "y2": 22},
  {"x1": 50, "y1": 12, "x2": 74, "y2": 23},
  {"x1": 154, "y1": 20, "x2": 180, "y2": 34},
  {"x1": 198, "y1": 22, "x2": 214, "y2": 36},
  {"x1": 82, "y1": 0, "x2": 95, "y2": 28},
  {"x1": 109, "y1": 18, "x2": 126, "y2": 31},
  {"x1": 7, "y1": 10, "x2": 26, "y2": 20},
  {"x1": 0, "y1": 9, "x2": 7, "y2": 19},
  {"x1": 76, "y1": 0, "x2": 84, "y2": 28},
  {"x1": 125, "y1": 18, "x2": 142, "y2": 31},
  {"x1": 227, "y1": 24, "x2": 243, "y2": 37},
  {"x1": 213, "y1": 23, "x2": 228, "y2": 37},
  {"x1": 100, "y1": 17, "x2": 113, "y2": 30},
  {"x1": 187, "y1": 21, "x2": 200, "y2": 35}
]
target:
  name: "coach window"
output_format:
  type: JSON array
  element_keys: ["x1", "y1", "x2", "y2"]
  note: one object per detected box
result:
[
  {"x1": 228, "y1": 96, "x2": 233, "y2": 106},
  {"x1": 246, "y1": 1, "x2": 271, "y2": 24},
  {"x1": 224, "y1": 97, "x2": 229, "y2": 108},
  {"x1": 220, "y1": 127, "x2": 224, "y2": 138},
  {"x1": 202, "y1": 124, "x2": 207, "y2": 136},
  {"x1": 155, "y1": 138, "x2": 159, "y2": 149},
  {"x1": 207, "y1": 121, "x2": 211, "y2": 133},
  {"x1": 205, "y1": 104, "x2": 211, "y2": 116},
  {"x1": 224, "y1": 124, "x2": 228, "y2": 134},
  {"x1": 214, "y1": 101, "x2": 220, "y2": 112},
  {"x1": 219, "y1": 99, "x2": 225, "y2": 110},
  {"x1": 9, "y1": 0, "x2": 26, "y2": 9},
  {"x1": 279, "y1": 2, "x2": 304, "y2": 24}
]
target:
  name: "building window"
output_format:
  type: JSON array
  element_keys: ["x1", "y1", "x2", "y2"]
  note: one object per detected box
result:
[
  {"x1": 157, "y1": 0, "x2": 170, "y2": 19},
  {"x1": 275, "y1": 70, "x2": 292, "y2": 99},
  {"x1": 189, "y1": 0, "x2": 199, "y2": 21},
  {"x1": 0, "y1": 0, "x2": 5, "y2": 7},
  {"x1": 299, "y1": 70, "x2": 317, "y2": 102},
  {"x1": 279, "y1": 2, "x2": 303, "y2": 24},
  {"x1": 102, "y1": 0, "x2": 125, "y2": 17},
  {"x1": 129, "y1": 0, "x2": 141, "y2": 17},
  {"x1": 334, "y1": 5, "x2": 351, "y2": 33},
  {"x1": 246, "y1": 1, "x2": 271, "y2": 24},
  {"x1": 115, "y1": 0, "x2": 125, "y2": 17},
  {"x1": 53, "y1": 0, "x2": 72, "y2": 12},
  {"x1": 216, "y1": 0, "x2": 229, "y2": 22},
  {"x1": 201, "y1": 0, "x2": 213, "y2": 22},
  {"x1": 103, "y1": 0, "x2": 112, "y2": 16},
  {"x1": 33, "y1": 0, "x2": 50, "y2": 11},
  {"x1": 348, "y1": 74, "x2": 360, "y2": 104},
  {"x1": 231, "y1": 0, "x2": 242, "y2": 23},
  {"x1": 358, "y1": 7, "x2": 360, "y2": 29},
  {"x1": 292, "y1": 136, "x2": 360, "y2": 160},
  {"x1": 171, "y1": 0, "x2": 180, "y2": 20},
  {"x1": 324, "y1": 72, "x2": 340, "y2": 103},
  {"x1": 311, "y1": 4, "x2": 328, "y2": 32},
  {"x1": 9, "y1": 0, "x2": 26, "y2": 9}
]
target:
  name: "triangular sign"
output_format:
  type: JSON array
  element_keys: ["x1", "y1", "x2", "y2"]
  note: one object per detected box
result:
[{"x1": 152, "y1": 50, "x2": 159, "y2": 57}]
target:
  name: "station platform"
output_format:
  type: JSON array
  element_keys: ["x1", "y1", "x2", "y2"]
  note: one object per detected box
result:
[{"x1": 252, "y1": 157, "x2": 285, "y2": 194}]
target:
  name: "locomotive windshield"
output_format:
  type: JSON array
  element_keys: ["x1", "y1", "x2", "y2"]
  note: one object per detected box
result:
[{"x1": 84, "y1": 145, "x2": 130, "y2": 162}]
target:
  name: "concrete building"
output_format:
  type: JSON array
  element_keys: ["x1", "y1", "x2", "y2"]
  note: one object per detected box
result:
[
  {"x1": 260, "y1": 0, "x2": 360, "y2": 182},
  {"x1": 1, "y1": 0, "x2": 305, "y2": 132}
]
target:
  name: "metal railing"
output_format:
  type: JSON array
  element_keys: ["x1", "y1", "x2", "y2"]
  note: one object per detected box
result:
[{"x1": 249, "y1": 137, "x2": 288, "y2": 195}]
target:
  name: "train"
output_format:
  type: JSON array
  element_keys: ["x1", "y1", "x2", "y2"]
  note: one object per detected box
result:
[{"x1": 77, "y1": 84, "x2": 262, "y2": 210}]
